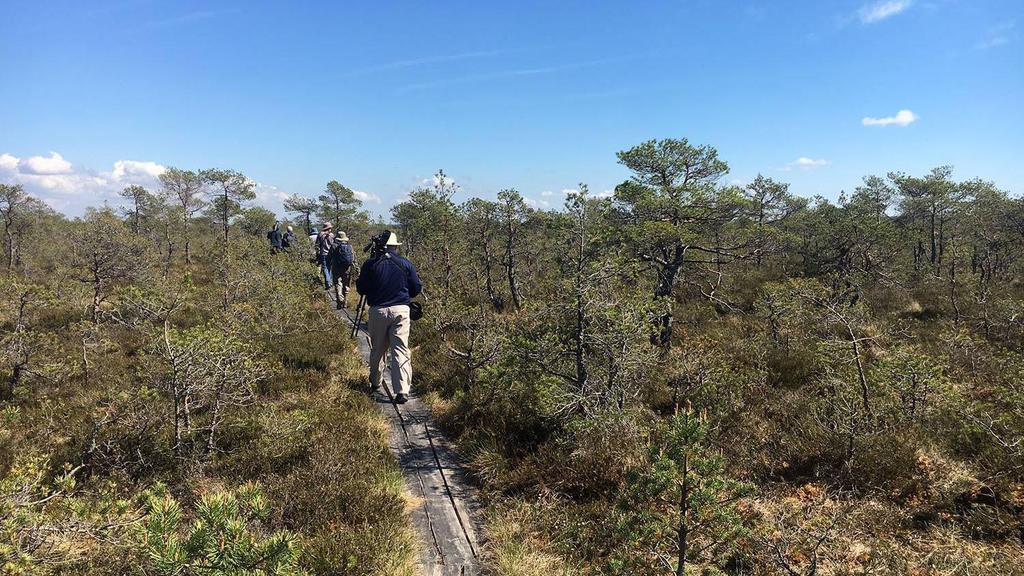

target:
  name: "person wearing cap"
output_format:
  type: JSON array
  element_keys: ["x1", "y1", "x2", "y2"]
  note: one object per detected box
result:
[
  {"x1": 356, "y1": 231, "x2": 422, "y2": 404},
  {"x1": 315, "y1": 222, "x2": 335, "y2": 290},
  {"x1": 328, "y1": 231, "x2": 354, "y2": 309}
]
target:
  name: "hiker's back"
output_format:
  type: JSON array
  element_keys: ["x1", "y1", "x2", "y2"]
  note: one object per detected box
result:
[
  {"x1": 357, "y1": 252, "x2": 421, "y2": 307},
  {"x1": 316, "y1": 231, "x2": 333, "y2": 257}
]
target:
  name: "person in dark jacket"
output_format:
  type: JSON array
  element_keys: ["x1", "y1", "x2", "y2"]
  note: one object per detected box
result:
[
  {"x1": 356, "y1": 231, "x2": 422, "y2": 404},
  {"x1": 329, "y1": 231, "x2": 355, "y2": 309},
  {"x1": 281, "y1": 225, "x2": 295, "y2": 251},
  {"x1": 267, "y1": 222, "x2": 283, "y2": 253}
]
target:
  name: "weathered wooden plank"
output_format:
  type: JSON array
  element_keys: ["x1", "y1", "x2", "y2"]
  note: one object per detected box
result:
[{"x1": 340, "y1": 303, "x2": 483, "y2": 575}]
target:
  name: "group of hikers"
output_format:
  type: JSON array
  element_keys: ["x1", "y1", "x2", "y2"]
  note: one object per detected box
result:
[
  {"x1": 266, "y1": 223, "x2": 297, "y2": 253},
  {"x1": 268, "y1": 221, "x2": 422, "y2": 405}
]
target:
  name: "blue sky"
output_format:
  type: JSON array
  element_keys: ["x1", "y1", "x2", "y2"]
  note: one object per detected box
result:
[{"x1": 1, "y1": 0, "x2": 1021, "y2": 217}]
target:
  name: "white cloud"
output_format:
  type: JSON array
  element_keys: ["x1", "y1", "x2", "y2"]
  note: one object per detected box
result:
[
  {"x1": 788, "y1": 157, "x2": 831, "y2": 171},
  {"x1": 977, "y1": 36, "x2": 1010, "y2": 50},
  {"x1": 0, "y1": 153, "x2": 109, "y2": 202},
  {"x1": 19, "y1": 152, "x2": 73, "y2": 175},
  {"x1": 111, "y1": 159, "x2": 166, "y2": 181},
  {"x1": 8, "y1": 170, "x2": 115, "y2": 212},
  {"x1": 858, "y1": 0, "x2": 912, "y2": 24},
  {"x1": 862, "y1": 109, "x2": 918, "y2": 127},
  {"x1": 540, "y1": 188, "x2": 582, "y2": 198},
  {"x1": 0, "y1": 150, "x2": 374, "y2": 218},
  {"x1": 523, "y1": 196, "x2": 550, "y2": 209},
  {"x1": 251, "y1": 182, "x2": 292, "y2": 216},
  {"x1": 0, "y1": 152, "x2": 167, "y2": 214},
  {"x1": 253, "y1": 182, "x2": 289, "y2": 202},
  {"x1": 975, "y1": 20, "x2": 1016, "y2": 50},
  {"x1": 353, "y1": 189, "x2": 382, "y2": 204},
  {"x1": 420, "y1": 173, "x2": 458, "y2": 189},
  {"x1": 529, "y1": 188, "x2": 613, "y2": 207},
  {"x1": 0, "y1": 153, "x2": 19, "y2": 172},
  {"x1": 794, "y1": 157, "x2": 829, "y2": 168}
]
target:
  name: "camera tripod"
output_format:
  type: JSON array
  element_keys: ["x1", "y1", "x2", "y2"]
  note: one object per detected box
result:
[{"x1": 351, "y1": 293, "x2": 367, "y2": 338}]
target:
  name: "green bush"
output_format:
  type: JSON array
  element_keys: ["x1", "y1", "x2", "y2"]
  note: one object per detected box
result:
[{"x1": 134, "y1": 482, "x2": 305, "y2": 575}]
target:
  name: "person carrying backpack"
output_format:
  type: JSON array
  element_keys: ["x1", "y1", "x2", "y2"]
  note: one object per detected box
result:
[
  {"x1": 314, "y1": 222, "x2": 335, "y2": 290},
  {"x1": 329, "y1": 231, "x2": 355, "y2": 309}
]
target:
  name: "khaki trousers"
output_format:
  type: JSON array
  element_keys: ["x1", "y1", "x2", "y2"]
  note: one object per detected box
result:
[
  {"x1": 367, "y1": 305, "x2": 412, "y2": 396},
  {"x1": 332, "y1": 265, "x2": 352, "y2": 306}
]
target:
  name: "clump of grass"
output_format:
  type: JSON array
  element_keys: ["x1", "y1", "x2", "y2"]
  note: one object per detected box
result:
[
  {"x1": 269, "y1": 349, "x2": 418, "y2": 575},
  {"x1": 210, "y1": 332, "x2": 419, "y2": 575},
  {"x1": 487, "y1": 500, "x2": 581, "y2": 576}
]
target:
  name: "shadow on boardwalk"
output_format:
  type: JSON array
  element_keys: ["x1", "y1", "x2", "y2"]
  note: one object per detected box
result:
[{"x1": 336, "y1": 299, "x2": 484, "y2": 576}]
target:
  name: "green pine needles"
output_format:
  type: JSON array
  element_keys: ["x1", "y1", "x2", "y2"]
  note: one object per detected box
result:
[
  {"x1": 136, "y1": 482, "x2": 306, "y2": 576},
  {"x1": 614, "y1": 409, "x2": 753, "y2": 575}
]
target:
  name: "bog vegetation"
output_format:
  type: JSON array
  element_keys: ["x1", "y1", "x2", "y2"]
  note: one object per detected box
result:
[
  {"x1": 0, "y1": 171, "x2": 414, "y2": 575},
  {"x1": 2, "y1": 138, "x2": 1024, "y2": 575},
  {"x1": 392, "y1": 141, "x2": 1024, "y2": 575}
]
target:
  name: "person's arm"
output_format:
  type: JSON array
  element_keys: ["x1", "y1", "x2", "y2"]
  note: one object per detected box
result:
[{"x1": 406, "y1": 260, "x2": 423, "y2": 298}]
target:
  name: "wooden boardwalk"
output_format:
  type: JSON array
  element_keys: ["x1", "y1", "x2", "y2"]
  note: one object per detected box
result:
[{"x1": 340, "y1": 304, "x2": 483, "y2": 576}]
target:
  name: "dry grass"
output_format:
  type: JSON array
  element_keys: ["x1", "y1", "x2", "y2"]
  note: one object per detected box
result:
[
  {"x1": 752, "y1": 485, "x2": 1024, "y2": 576},
  {"x1": 485, "y1": 500, "x2": 581, "y2": 576}
]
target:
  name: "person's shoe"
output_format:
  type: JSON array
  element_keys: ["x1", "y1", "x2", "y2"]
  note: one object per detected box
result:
[
  {"x1": 369, "y1": 379, "x2": 380, "y2": 393},
  {"x1": 393, "y1": 393, "x2": 408, "y2": 405},
  {"x1": 336, "y1": 301, "x2": 344, "y2": 310}
]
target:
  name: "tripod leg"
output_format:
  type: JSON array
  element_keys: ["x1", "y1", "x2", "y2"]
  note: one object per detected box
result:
[{"x1": 351, "y1": 296, "x2": 366, "y2": 337}]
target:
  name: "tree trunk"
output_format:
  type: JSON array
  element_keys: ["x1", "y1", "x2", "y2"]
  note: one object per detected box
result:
[
  {"x1": 222, "y1": 190, "x2": 230, "y2": 310},
  {"x1": 654, "y1": 257, "x2": 682, "y2": 347},
  {"x1": 173, "y1": 388, "x2": 182, "y2": 456},
  {"x1": 163, "y1": 239, "x2": 174, "y2": 279},
  {"x1": 482, "y1": 242, "x2": 499, "y2": 309},
  {"x1": 82, "y1": 337, "x2": 91, "y2": 386},
  {"x1": 132, "y1": 198, "x2": 141, "y2": 234},
  {"x1": 443, "y1": 244, "x2": 453, "y2": 293},
  {"x1": 5, "y1": 228, "x2": 13, "y2": 271},
  {"x1": 183, "y1": 214, "x2": 192, "y2": 265},
  {"x1": 3, "y1": 364, "x2": 20, "y2": 401},
  {"x1": 755, "y1": 208, "x2": 765, "y2": 267},
  {"x1": 929, "y1": 207, "x2": 937, "y2": 266},
  {"x1": 847, "y1": 323, "x2": 871, "y2": 417},
  {"x1": 207, "y1": 391, "x2": 223, "y2": 454},
  {"x1": 574, "y1": 287, "x2": 588, "y2": 399},
  {"x1": 937, "y1": 218, "x2": 945, "y2": 266},
  {"x1": 92, "y1": 270, "x2": 102, "y2": 323},
  {"x1": 506, "y1": 239, "x2": 522, "y2": 310}
]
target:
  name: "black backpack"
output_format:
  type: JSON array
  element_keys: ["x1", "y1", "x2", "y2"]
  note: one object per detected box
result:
[{"x1": 331, "y1": 243, "x2": 354, "y2": 267}]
